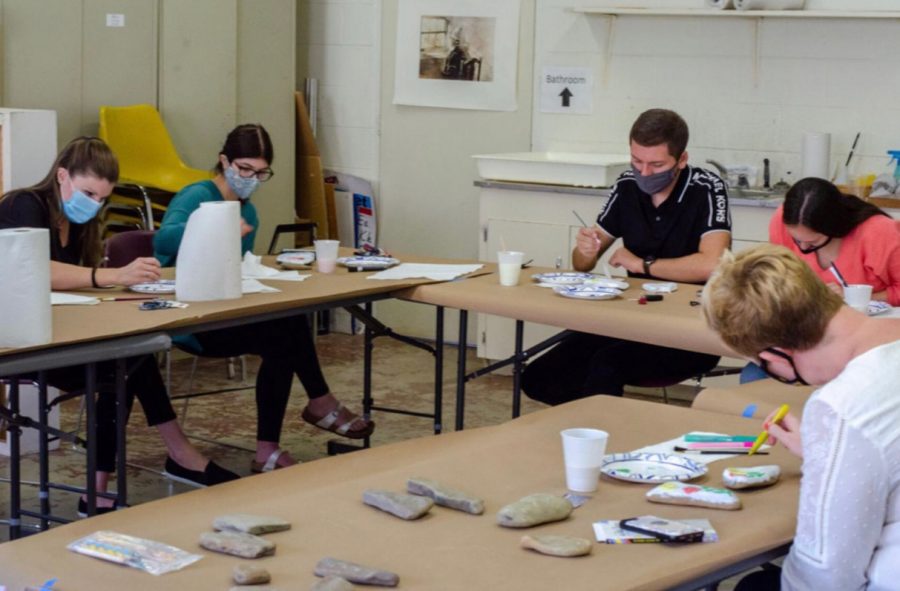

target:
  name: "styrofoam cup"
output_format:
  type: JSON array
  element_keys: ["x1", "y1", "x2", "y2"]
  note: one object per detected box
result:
[
  {"x1": 497, "y1": 251, "x2": 524, "y2": 286},
  {"x1": 844, "y1": 284, "x2": 872, "y2": 313},
  {"x1": 314, "y1": 240, "x2": 340, "y2": 274},
  {"x1": 560, "y1": 428, "x2": 608, "y2": 492}
]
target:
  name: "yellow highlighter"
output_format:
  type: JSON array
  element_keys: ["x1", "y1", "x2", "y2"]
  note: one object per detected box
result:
[{"x1": 749, "y1": 403, "x2": 790, "y2": 456}]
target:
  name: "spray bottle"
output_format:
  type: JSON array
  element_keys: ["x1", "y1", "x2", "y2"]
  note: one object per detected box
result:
[{"x1": 888, "y1": 150, "x2": 900, "y2": 181}]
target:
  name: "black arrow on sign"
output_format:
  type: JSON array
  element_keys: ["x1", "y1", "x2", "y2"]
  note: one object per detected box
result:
[{"x1": 559, "y1": 87, "x2": 573, "y2": 107}]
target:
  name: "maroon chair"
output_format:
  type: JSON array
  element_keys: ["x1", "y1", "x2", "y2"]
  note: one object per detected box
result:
[{"x1": 103, "y1": 230, "x2": 156, "y2": 267}]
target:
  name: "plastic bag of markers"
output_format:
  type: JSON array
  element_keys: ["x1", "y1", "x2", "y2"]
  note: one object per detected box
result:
[{"x1": 67, "y1": 530, "x2": 202, "y2": 575}]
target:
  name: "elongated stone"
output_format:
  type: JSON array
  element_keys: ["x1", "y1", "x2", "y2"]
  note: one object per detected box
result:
[
  {"x1": 214, "y1": 513, "x2": 291, "y2": 535},
  {"x1": 199, "y1": 531, "x2": 275, "y2": 558},
  {"x1": 311, "y1": 576, "x2": 354, "y2": 591},
  {"x1": 314, "y1": 557, "x2": 399, "y2": 587},
  {"x1": 521, "y1": 534, "x2": 593, "y2": 557},
  {"x1": 407, "y1": 477, "x2": 485, "y2": 515},
  {"x1": 363, "y1": 489, "x2": 433, "y2": 520},
  {"x1": 496, "y1": 494, "x2": 573, "y2": 528},
  {"x1": 233, "y1": 563, "x2": 271, "y2": 584}
]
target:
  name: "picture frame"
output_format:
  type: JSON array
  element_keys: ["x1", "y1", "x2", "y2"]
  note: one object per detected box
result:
[{"x1": 393, "y1": 0, "x2": 520, "y2": 111}]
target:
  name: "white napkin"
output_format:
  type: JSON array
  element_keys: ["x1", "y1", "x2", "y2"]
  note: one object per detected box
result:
[
  {"x1": 241, "y1": 252, "x2": 310, "y2": 282},
  {"x1": 367, "y1": 263, "x2": 483, "y2": 281},
  {"x1": 241, "y1": 278, "x2": 281, "y2": 294},
  {"x1": 51, "y1": 292, "x2": 100, "y2": 306}
]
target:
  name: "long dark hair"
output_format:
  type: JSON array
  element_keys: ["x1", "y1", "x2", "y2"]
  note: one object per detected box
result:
[
  {"x1": 783, "y1": 177, "x2": 889, "y2": 237},
  {"x1": 214, "y1": 124, "x2": 273, "y2": 173},
  {"x1": 0, "y1": 136, "x2": 118, "y2": 267}
]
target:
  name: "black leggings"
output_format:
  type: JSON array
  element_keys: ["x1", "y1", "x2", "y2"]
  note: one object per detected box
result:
[
  {"x1": 521, "y1": 332, "x2": 720, "y2": 406},
  {"x1": 193, "y1": 314, "x2": 329, "y2": 443},
  {"x1": 39, "y1": 355, "x2": 176, "y2": 473}
]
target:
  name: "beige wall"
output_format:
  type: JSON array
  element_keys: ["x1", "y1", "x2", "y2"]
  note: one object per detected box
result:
[
  {"x1": 0, "y1": 0, "x2": 296, "y2": 251},
  {"x1": 373, "y1": 0, "x2": 536, "y2": 341}
]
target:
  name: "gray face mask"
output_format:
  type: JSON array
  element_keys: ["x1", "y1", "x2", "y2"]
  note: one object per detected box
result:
[{"x1": 632, "y1": 165, "x2": 679, "y2": 195}]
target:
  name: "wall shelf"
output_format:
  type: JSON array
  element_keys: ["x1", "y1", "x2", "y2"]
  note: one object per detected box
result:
[{"x1": 571, "y1": 8, "x2": 900, "y2": 19}]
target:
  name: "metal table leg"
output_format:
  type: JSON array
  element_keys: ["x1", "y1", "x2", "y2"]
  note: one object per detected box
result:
[
  {"x1": 433, "y1": 306, "x2": 444, "y2": 435},
  {"x1": 455, "y1": 310, "x2": 468, "y2": 431},
  {"x1": 8, "y1": 380, "x2": 21, "y2": 539},
  {"x1": 115, "y1": 358, "x2": 128, "y2": 509}
]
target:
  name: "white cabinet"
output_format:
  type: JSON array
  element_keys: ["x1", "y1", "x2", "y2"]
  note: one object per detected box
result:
[
  {"x1": 0, "y1": 108, "x2": 57, "y2": 194},
  {"x1": 477, "y1": 181, "x2": 620, "y2": 360},
  {"x1": 730, "y1": 202, "x2": 776, "y2": 251}
]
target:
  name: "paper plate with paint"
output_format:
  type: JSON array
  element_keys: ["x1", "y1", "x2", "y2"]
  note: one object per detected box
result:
[
  {"x1": 553, "y1": 285, "x2": 622, "y2": 301},
  {"x1": 129, "y1": 280, "x2": 176, "y2": 295},
  {"x1": 531, "y1": 272, "x2": 597, "y2": 286},
  {"x1": 868, "y1": 301, "x2": 892, "y2": 316},
  {"x1": 600, "y1": 452, "x2": 707, "y2": 483},
  {"x1": 276, "y1": 251, "x2": 316, "y2": 268},
  {"x1": 584, "y1": 277, "x2": 630, "y2": 290},
  {"x1": 337, "y1": 256, "x2": 400, "y2": 270}
]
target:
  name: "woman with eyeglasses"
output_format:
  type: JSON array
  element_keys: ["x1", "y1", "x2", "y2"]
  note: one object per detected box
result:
[
  {"x1": 154, "y1": 124, "x2": 374, "y2": 475},
  {"x1": 0, "y1": 137, "x2": 239, "y2": 516},
  {"x1": 769, "y1": 177, "x2": 900, "y2": 305}
]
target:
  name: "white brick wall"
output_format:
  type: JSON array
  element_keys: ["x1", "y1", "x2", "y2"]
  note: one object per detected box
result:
[
  {"x1": 298, "y1": 0, "x2": 381, "y2": 183},
  {"x1": 534, "y1": 0, "x2": 900, "y2": 185}
]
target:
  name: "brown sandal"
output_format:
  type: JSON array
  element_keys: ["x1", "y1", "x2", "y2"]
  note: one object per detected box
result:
[{"x1": 301, "y1": 403, "x2": 375, "y2": 439}]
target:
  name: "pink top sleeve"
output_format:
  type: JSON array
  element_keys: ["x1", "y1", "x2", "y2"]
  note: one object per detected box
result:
[{"x1": 769, "y1": 206, "x2": 900, "y2": 305}]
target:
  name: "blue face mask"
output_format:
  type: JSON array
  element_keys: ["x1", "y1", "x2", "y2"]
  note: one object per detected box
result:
[
  {"x1": 632, "y1": 165, "x2": 679, "y2": 195},
  {"x1": 61, "y1": 189, "x2": 102, "y2": 224},
  {"x1": 224, "y1": 165, "x2": 260, "y2": 201}
]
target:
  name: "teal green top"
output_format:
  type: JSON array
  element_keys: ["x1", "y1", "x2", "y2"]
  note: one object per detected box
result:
[{"x1": 153, "y1": 180, "x2": 259, "y2": 267}]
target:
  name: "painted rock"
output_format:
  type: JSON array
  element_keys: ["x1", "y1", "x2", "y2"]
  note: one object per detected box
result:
[
  {"x1": 722, "y1": 465, "x2": 781, "y2": 490},
  {"x1": 646, "y1": 481, "x2": 741, "y2": 510}
]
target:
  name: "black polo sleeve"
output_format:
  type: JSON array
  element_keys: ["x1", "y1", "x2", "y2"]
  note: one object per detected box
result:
[
  {"x1": 596, "y1": 174, "x2": 630, "y2": 239},
  {"x1": 693, "y1": 169, "x2": 731, "y2": 234}
]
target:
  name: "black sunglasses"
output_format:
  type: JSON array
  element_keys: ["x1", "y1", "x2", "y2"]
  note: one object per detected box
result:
[{"x1": 760, "y1": 347, "x2": 809, "y2": 386}]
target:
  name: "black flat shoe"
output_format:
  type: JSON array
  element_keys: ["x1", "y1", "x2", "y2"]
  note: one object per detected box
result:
[
  {"x1": 77, "y1": 498, "x2": 123, "y2": 519},
  {"x1": 163, "y1": 457, "x2": 240, "y2": 487}
]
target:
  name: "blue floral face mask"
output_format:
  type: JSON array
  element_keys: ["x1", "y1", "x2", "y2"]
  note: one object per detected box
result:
[
  {"x1": 224, "y1": 165, "x2": 260, "y2": 201},
  {"x1": 61, "y1": 189, "x2": 102, "y2": 224}
]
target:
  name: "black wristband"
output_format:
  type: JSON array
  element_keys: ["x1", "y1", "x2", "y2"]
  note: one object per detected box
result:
[
  {"x1": 643, "y1": 256, "x2": 657, "y2": 277},
  {"x1": 91, "y1": 266, "x2": 100, "y2": 288}
]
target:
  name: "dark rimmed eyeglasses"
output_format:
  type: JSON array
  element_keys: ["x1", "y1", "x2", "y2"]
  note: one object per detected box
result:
[
  {"x1": 760, "y1": 347, "x2": 809, "y2": 386},
  {"x1": 234, "y1": 162, "x2": 274, "y2": 182}
]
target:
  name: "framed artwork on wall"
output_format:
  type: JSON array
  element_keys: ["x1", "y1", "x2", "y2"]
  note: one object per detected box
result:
[{"x1": 393, "y1": 0, "x2": 520, "y2": 111}]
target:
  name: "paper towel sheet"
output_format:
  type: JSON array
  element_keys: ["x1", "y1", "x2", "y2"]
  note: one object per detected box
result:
[
  {"x1": 801, "y1": 131, "x2": 831, "y2": 180},
  {"x1": 706, "y1": 0, "x2": 735, "y2": 8},
  {"x1": 176, "y1": 201, "x2": 243, "y2": 302},
  {"x1": 51, "y1": 293, "x2": 100, "y2": 305},
  {"x1": 241, "y1": 252, "x2": 310, "y2": 281},
  {"x1": 0, "y1": 228, "x2": 52, "y2": 348},
  {"x1": 367, "y1": 263, "x2": 483, "y2": 281},
  {"x1": 242, "y1": 278, "x2": 282, "y2": 294},
  {"x1": 735, "y1": 0, "x2": 805, "y2": 9}
]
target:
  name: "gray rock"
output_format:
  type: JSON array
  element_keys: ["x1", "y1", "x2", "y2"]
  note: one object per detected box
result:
[
  {"x1": 520, "y1": 534, "x2": 593, "y2": 557},
  {"x1": 199, "y1": 531, "x2": 275, "y2": 558},
  {"x1": 496, "y1": 494, "x2": 573, "y2": 528},
  {"x1": 233, "y1": 563, "x2": 272, "y2": 584},
  {"x1": 363, "y1": 489, "x2": 433, "y2": 520},
  {"x1": 214, "y1": 513, "x2": 291, "y2": 535},
  {"x1": 229, "y1": 587, "x2": 279, "y2": 591},
  {"x1": 407, "y1": 477, "x2": 485, "y2": 515},
  {"x1": 314, "y1": 557, "x2": 399, "y2": 587},
  {"x1": 311, "y1": 576, "x2": 354, "y2": 591}
]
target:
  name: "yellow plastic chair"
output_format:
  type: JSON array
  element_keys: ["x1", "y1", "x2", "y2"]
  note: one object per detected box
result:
[{"x1": 98, "y1": 104, "x2": 213, "y2": 227}]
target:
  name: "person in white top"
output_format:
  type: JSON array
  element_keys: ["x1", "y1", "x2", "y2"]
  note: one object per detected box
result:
[{"x1": 702, "y1": 243, "x2": 900, "y2": 591}]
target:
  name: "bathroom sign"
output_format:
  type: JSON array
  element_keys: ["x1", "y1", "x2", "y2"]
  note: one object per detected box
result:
[{"x1": 540, "y1": 67, "x2": 592, "y2": 114}]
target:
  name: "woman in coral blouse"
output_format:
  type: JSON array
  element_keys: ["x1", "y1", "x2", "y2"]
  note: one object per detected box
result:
[{"x1": 769, "y1": 177, "x2": 900, "y2": 305}]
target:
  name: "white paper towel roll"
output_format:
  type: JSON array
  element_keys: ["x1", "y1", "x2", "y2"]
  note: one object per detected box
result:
[
  {"x1": 735, "y1": 0, "x2": 805, "y2": 9},
  {"x1": 176, "y1": 201, "x2": 242, "y2": 302},
  {"x1": 0, "y1": 228, "x2": 52, "y2": 348},
  {"x1": 706, "y1": 0, "x2": 735, "y2": 8},
  {"x1": 801, "y1": 131, "x2": 831, "y2": 181}
]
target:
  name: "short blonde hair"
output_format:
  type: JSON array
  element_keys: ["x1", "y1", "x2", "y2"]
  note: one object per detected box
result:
[{"x1": 702, "y1": 244, "x2": 843, "y2": 357}]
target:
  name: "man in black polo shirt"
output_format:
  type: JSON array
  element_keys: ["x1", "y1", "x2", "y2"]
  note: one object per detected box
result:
[{"x1": 522, "y1": 109, "x2": 731, "y2": 406}]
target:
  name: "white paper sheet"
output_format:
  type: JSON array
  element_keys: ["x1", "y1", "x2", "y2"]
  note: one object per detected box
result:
[
  {"x1": 241, "y1": 252, "x2": 310, "y2": 281},
  {"x1": 51, "y1": 293, "x2": 100, "y2": 306},
  {"x1": 241, "y1": 279, "x2": 281, "y2": 294},
  {"x1": 367, "y1": 263, "x2": 483, "y2": 281}
]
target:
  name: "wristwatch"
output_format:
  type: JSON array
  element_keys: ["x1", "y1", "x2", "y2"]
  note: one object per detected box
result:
[{"x1": 643, "y1": 255, "x2": 657, "y2": 277}]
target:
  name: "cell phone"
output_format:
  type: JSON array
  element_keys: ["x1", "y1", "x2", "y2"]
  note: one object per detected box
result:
[{"x1": 619, "y1": 515, "x2": 705, "y2": 543}]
